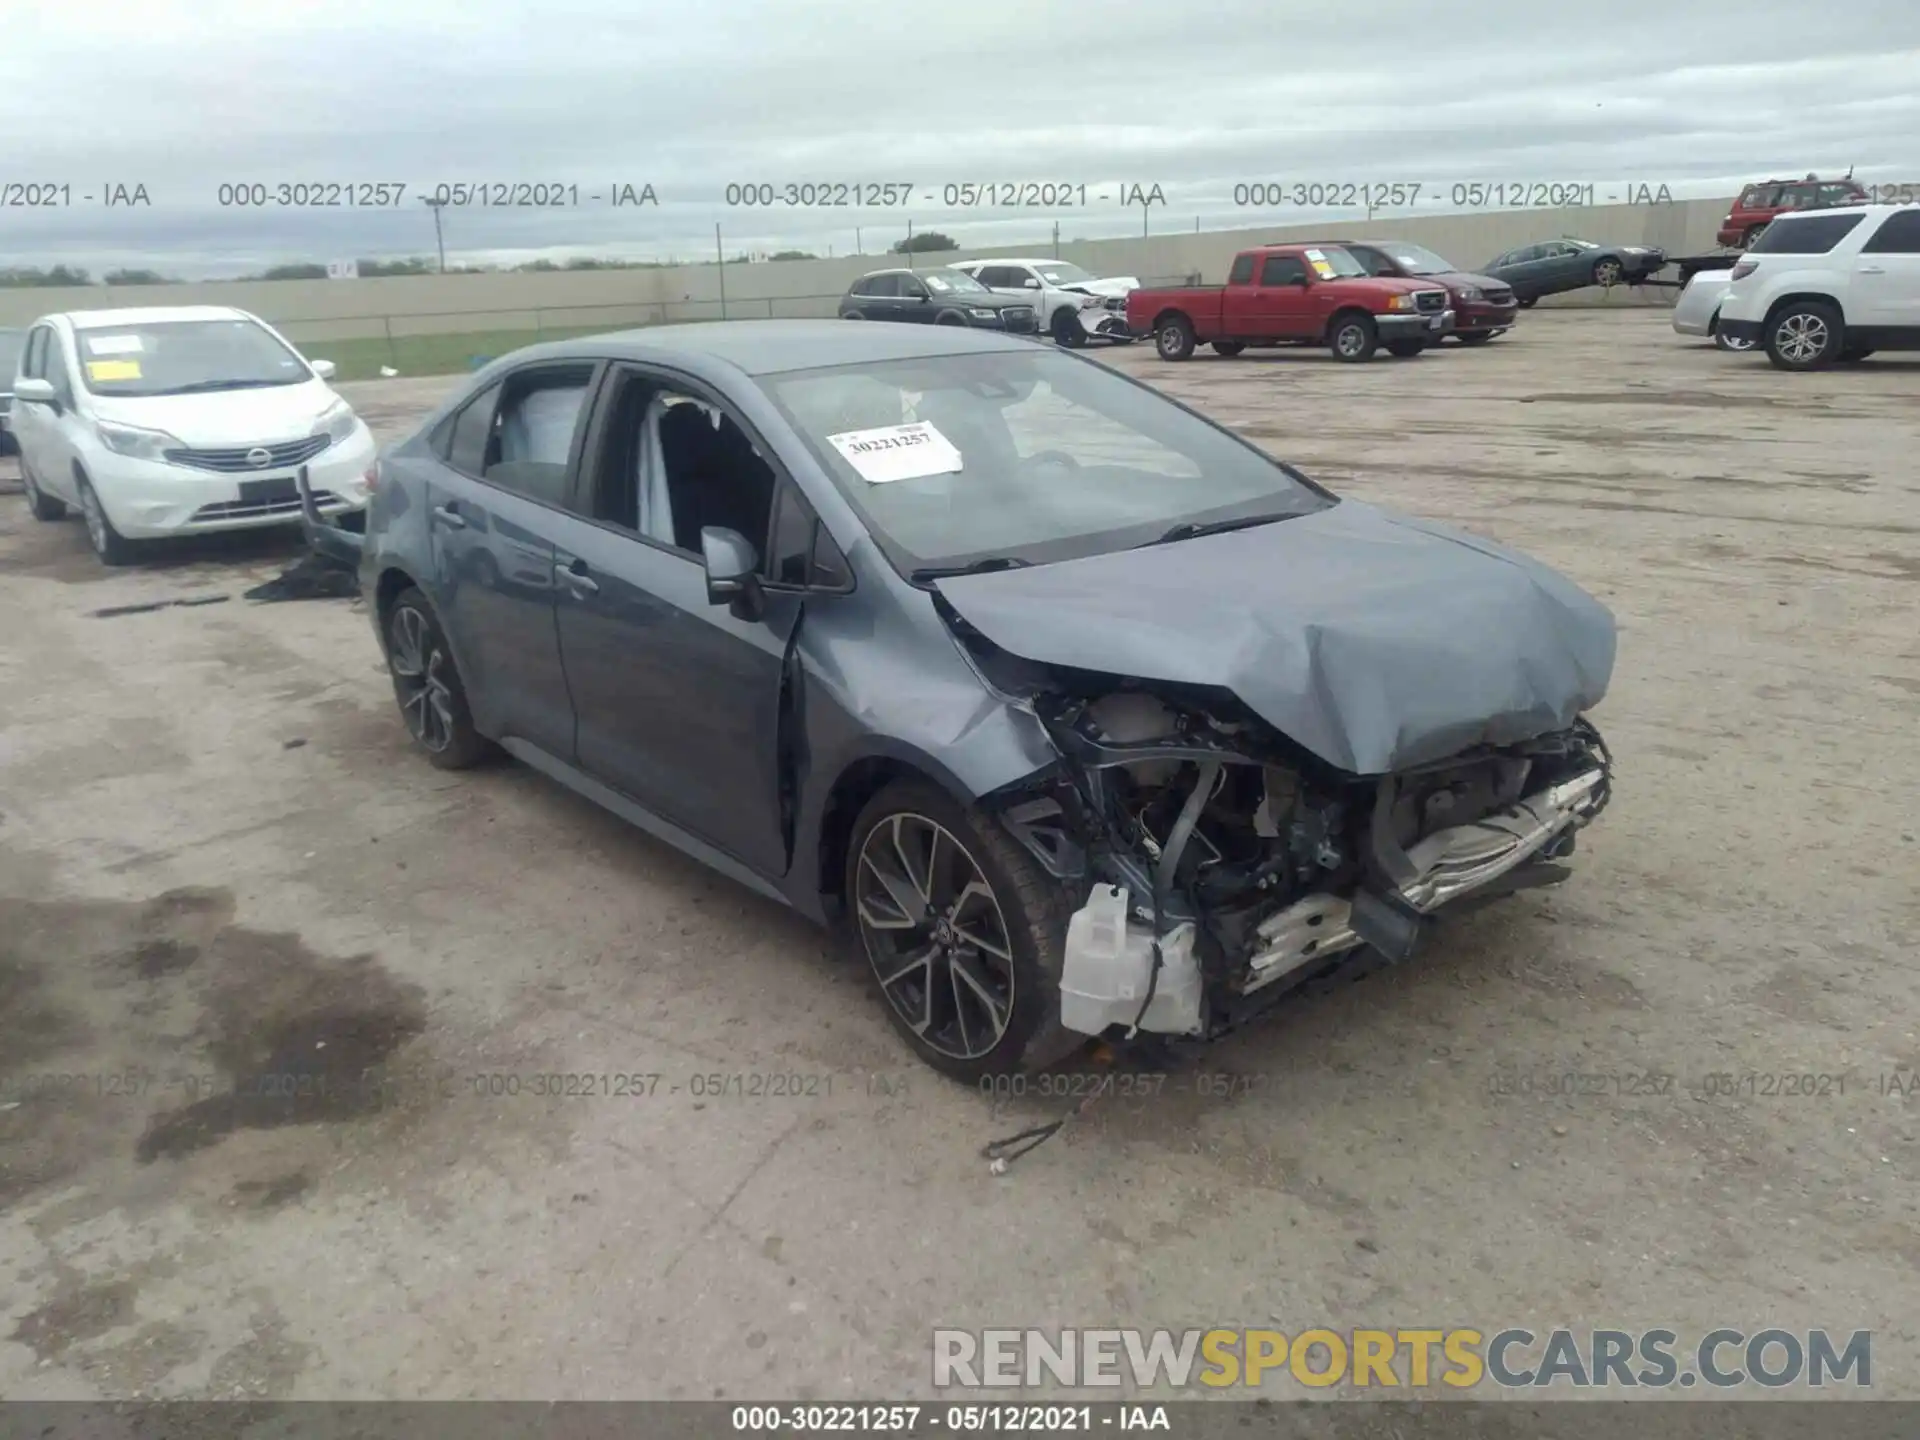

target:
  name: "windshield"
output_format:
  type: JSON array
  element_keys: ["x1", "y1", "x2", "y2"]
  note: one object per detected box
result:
[
  {"x1": 1377, "y1": 244, "x2": 1454, "y2": 275},
  {"x1": 1035, "y1": 262, "x2": 1096, "y2": 285},
  {"x1": 1302, "y1": 246, "x2": 1368, "y2": 278},
  {"x1": 925, "y1": 270, "x2": 988, "y2": 294},
  {"x1": 0, "y1": 331, "x2": 24, "y2": 384},
  {"x1": 71, "y1": 318, "x2": 312, "y2": 397},
  {"x1": 1563, "y1": 238, "x2": 1599, "y2": 250},
  {"x1": 760, "y1": 348, "x2": 1334, "y2": 573}
]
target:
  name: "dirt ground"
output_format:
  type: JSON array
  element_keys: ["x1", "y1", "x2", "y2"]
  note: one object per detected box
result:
[{"x1": 1, "y1": 311, "x2": 1915, "y2": 1401}]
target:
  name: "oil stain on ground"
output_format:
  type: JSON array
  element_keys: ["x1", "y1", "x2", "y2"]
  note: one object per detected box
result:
[{"x1": 0, "y1": 884, "x2": 429, "y2": 1214}]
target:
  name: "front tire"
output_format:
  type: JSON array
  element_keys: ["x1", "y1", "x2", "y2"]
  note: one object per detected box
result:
[
  {"x1": 1516, "y1": 296, "x2": 1537, "y2": 309},
  {"x1": 846, "y1": 780, "x2": 1081, "y2": 1082},
  {"x1": 22, "y1": 461, "x2": 67, "y2": 520},
  {"x1": 1051, "y1": 308, "x2": 1087, "y2": 348},
  {"x1": 385, "y1": 588, "x2": 491, "y2": 769},
  {"x1": 76, "y1": 476, "x2": 136, "y2": 566},
  {"x1": 1329, "y1": 313, "x2": 1378, "y2": 362},
  {"x1": 1592, "y1": 258, "x2": 1623, "y2": 287},
  {"x1": 1386, "y1": 339, "x2": 1425, "y2": 358},
  {"x1": 1211, "y1": 341, "x2": 1245, "y2": 357},
  {"x1": 1765, "y1": 301, "x2": 1842, "y2": 371},
  {"x1": 1455, "y1": 331, "x2": 1494, "y2": 346},
  {"x1": 1154, "y1": 315, "x2": 1195, "y2": 361}
]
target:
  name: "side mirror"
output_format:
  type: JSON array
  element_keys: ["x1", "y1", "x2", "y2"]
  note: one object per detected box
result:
[
  {"x1": 310, "y1": 358, "x2": 337, "y2": 379},
  {"x1": 13, "y1": 377, "x2": 56, "y2": 409},
  {"x1": 1022, "y1": 277, "x2": 1041, "y2": 289},
  {"x1": 701, "y1": 526, "x2": 765, "y2": 621},
  {"x1": 1295, "y1": 273, "x2": 1313, "y2": 286}
]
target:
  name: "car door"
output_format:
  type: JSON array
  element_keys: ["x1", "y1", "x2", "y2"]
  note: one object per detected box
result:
[
  {"x1": 424, "y1": 360, "x2": 597, "y2": 759},
  {"x1": 541, "y1": 361, "x2": 807, "y2": 877},
  {"x1": 896, "y1": 272, "x2": 935, "y2": 322},
  {"x1": 1241, "y1": 253, "x2": 1314, "y2": 337},
  {"x1": 1854, "y1": 210, "x2": 1920, "y2": 330},
  {"x1": 8, "y1": 326, "x2": 52, "y2": 489},
  {"x1": 1491, "y1": 245, "x2": 1541, "y2": 295}
]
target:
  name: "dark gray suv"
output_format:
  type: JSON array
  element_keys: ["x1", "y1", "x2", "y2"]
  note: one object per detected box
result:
[{"x1": 839, "y1": 268, "x2": 1039, "y2": 333}]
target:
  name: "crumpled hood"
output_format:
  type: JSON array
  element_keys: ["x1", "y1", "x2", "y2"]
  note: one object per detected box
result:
[
  {"x1": 1058, "y1": 277, "x2": 1138, "y2": 298},
  {"x1": 933, "y1": 499, "x2": 1616, "y2": 776}
]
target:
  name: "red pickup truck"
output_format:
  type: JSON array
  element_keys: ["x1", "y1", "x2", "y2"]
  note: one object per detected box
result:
[{"x1": 1126, "y1": 244, "x2": 1455, "y2": 362}]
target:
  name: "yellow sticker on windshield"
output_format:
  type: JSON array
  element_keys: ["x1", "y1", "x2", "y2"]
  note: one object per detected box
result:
[
  {"x1": 1310, "y1": 259, "x2": 1335, "y2": 278},
  {"x1": 86, "y1": 359, "x2": 142, "y2": 381}
]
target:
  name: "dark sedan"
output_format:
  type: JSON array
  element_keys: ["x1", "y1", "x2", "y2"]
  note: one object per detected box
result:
[
  {"x1": 300, "y1": 320, "x2": 1616, "y2": 1081},
  {"x1": 1482, "y1": 238, "x2": 1667, "y2": 306},
  {"x1": 1306, "y1": 240, "x2": 1520, "y2": 343},
  {"x1": 839, "y1": 267, "x2": 1039, "y2": 332}
]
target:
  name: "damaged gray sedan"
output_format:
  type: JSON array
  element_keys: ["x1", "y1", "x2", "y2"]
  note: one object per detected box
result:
[{"x1": 315, "y1": 319, "x2": 1615, "y2": 1081}]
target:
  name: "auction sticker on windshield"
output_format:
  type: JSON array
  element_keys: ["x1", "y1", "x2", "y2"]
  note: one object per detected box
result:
[
  {"x1": 83, "y1": 334, "x2": 144, "y2": 355},
  {"x1": 1303, "y1": 248, "x2": 1336, "y2": 279},
  {"x1": 827, "y1": 422, "x2": 963, "y2": 484},
  {"x1": 86, "y1": 359, "x2": 142, "y2": 382}
]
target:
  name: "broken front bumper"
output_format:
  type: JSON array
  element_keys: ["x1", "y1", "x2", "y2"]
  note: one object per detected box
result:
[{"x1": 1241, "y1": 764, "x2": 1607, "y2": 995}]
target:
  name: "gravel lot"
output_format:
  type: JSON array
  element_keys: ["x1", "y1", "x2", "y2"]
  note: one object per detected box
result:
[{"x1": 1, "y1": 311, "x2": 1916, "y2": 1401}]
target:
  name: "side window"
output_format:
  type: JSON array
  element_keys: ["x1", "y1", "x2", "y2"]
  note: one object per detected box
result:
[
  {"x1": 1738, "y1": 186, "x2": 1762, "y2": 208},
  {"x1": 1259, "y1": 255, "x2": 1306, "y2": 285},
  {"x1": 41, "y1": 332, "x2": 72, "y2": 400},
  {"x1": 1227, "y1": 253, "x2": 1256, "y2": 285},
  {"x1": 1749, "y1": 213, "x2": 1866, "y2": 254},
  {"x1": 1861, "y1": 210, "x2": 1920, "y2": 254},
  {"x1": 765, "y1": 483, "x2": 854, "y2": 590},
  {"x1": 446, "y1": 381, "x2": 503, "y2": 477},
  {"x1": 973, "y1": 266, "x2": 1007, "y2": 288},
  {"x1": 486, "y1": 363, "x2": 595, "y2": 506},
  {"x1": 1778, "y1": 185, "x2": 1814, "y2": 210},
  {"x1": 21, "y1": 326, "x2": 48, "y2": 378},
  {"x1": 1816, "y1": 183, "x2": 1858, "y2": 208},
  {"x1": 586, "y1": 367, "x2": 782, "y2": 560},
  {"x1": 1012, "y1": 267, "x2": 1042, "y2": 289},
  {"x1": 849, "y1": 276, "x2": 872, "y2": 297},
  {"x1": 870, "y1": 273, "x2": 901, "y2": 298},
  {"x1": 1353, "y1": 249, "x2": 1393, "y2": 276},
  {"x1": 899, "y1": 274, "x2": 928, "y2": 300}
]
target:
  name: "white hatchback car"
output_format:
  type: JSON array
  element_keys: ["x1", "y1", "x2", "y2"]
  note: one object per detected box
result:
[{"x1": 9, "y1": 305, "x2": 376, "y2": 564}]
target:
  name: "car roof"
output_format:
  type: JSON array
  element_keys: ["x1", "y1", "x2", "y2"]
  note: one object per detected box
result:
[
  {"x1": 53, "y1": 305, "x2": 255, "y2": 329},
  {"x1": 1768, "y1": 201, "x2": 1912, "y2": 218},
  {"x1": 482, "y1": 318, "x2": 1039, "y2": 378}
]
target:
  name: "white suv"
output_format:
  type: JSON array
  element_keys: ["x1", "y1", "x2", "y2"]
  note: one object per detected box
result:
[
  {"x1": 948, "y1": 258, "x2": 1139, "y2": 347},
  {"x1": 9, "y1": 305, "x2": 376, "y2": 565},
  {"x1": 1716, "y1": 204, "x2": 1920, "y2": 370}
]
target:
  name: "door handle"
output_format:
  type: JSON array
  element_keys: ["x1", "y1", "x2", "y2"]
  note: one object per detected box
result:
[
  {"x1": 1858, "y1": 265, "x2": 1886, "y2": 274},
  {"x1": 555, "y1": 560, "x2": 599, "y2": 596},
  {"x1": 432, "y1": 503, "x2": 467, "y2": 530}
]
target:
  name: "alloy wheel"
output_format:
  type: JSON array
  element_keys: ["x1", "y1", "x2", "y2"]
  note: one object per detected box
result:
[
  {"x1": 1594, "y1": 260, "x2": 1622, "y2": 286},
  {"x1": 389, "y1": 605, "x2": 456, "y2": 752},
  {"x1": 1775, "y1": 312, "x2": 1829, "y2": 364},
  {"x1": 854, "y1": 812, "x2": 1016, "y2": 1061},
  {"x1": 1335, "y1": 324, "x2": 1367, "y2": 357}
]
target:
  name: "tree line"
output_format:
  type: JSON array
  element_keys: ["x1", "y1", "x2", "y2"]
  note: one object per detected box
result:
[{"x1": 0, "y1": 233, "x2": 960, "y2": 288}]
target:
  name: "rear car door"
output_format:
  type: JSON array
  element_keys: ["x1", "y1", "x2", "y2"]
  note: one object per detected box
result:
[
  {"x1": 34, "y1": 327, "x2": 89, "y2": 502},
  {"x1": 425, "y1": 360, "x2": 598, "y2": 759},
  {"x1": 8, "y1": 326, "x2": 53, "y2": 490},
  {"x1": 1242, "y1": 253, "x2": 1313, "y2": 337},
  {"x1": 1854, "y1": 210, "x2": 1920, "y2": 330},
  {"x1": 542, "y1": 362, "x2": 811, "y2": 877}
]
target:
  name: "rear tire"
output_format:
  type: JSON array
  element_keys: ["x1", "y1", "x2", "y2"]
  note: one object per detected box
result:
[
  {"x1": 1154, "y1": 315, "x2": 1196, "y2": 361},
  {"x1": 22, "y1": 461, "x2": 67, "y2": 520},
  {"x1": 845, "y1": 779, "x2": 1083, "y2": 1082},
  {"x1": 1211, "y1": 341, "x2": 1245, "y2": 357},
  {"x1": 1329, "y1": 313, "x2": 1378, "y2": 362},
  {"x1": 384, "y1": 588, "x2": 491, "y2": 769},
  {"x1": 77, "y1": 476, "x2": 137, "y2": 566},
  {"x1": 841, "y1": 309, "x2": 866, "y2": 320},
  {"x1": 1386, "y1": 339, "x2": 1425, "y2": 358},
  {"x1": 1764, "y1": 300, "x2": 1842, "y2": 371},
  {"x1": 1516, "y1": 296, "x2": 1537, "y2": 309}
]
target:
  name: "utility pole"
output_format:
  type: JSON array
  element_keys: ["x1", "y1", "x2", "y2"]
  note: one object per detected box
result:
[
  {"x1": 715, "y1": 223, "x2": 726, "y2": 320},
  {"x1": 1052, "y1": 220, "x2": 1060, "y2": 259},
  {"x1": 421, "y1": 197, "x2": 447, "y2": 273}
]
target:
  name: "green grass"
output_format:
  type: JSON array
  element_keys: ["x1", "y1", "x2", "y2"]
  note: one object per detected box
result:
[{"x1": 309, "y1": 325, "x2": 621, "y2": 382}]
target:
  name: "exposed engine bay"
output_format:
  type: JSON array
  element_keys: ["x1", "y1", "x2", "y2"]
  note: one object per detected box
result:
[{"x1": 989, "y1": 679, "x2": 1613, "y2": 1044}]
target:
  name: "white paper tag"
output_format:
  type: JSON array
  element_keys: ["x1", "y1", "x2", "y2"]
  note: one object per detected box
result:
[
  {"x1": 84, "y1": 334, "x2": 144, "y2": 355},
  {"x1": 826, "y1": 422, "x2": 963, "y2": 484}
]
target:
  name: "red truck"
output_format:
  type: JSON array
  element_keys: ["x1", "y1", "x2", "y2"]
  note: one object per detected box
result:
[{"x1": 1125, "y1": 244, "x2": 1455, "y2": 362}]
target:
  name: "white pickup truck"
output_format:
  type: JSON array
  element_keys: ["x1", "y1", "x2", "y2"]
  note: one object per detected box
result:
[{"x1": 947, "y1": 257, "x2": 1139, "y2": 347}]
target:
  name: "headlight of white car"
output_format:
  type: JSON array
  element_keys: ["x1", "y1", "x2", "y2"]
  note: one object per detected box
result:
[
  {"x1": 313, "y1": 398, "x2": 359, "y2": 444},
  {"x1": 96, "y1": 420, "x2": 184, "y2": 462}
]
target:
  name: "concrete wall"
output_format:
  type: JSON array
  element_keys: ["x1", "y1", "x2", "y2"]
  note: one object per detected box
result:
[{"x1": 0, "y1": 198, "x2": 1731, "y2": 339}]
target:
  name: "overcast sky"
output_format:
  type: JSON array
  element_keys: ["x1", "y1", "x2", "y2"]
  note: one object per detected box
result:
[{"x1": 4, "y1": 0, "x2": 1917, "y2": 277}]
